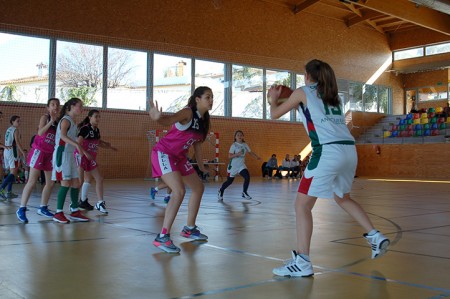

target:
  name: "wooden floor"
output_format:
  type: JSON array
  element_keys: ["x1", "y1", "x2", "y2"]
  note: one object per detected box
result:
[{"x1": 1, "y1": 177, "x2": 449, "y2": 299}]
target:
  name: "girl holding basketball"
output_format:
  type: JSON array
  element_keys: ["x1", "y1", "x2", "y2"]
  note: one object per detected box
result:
[
  {"x1": 268, "y1": 59, "x2": 390, "y2": 277},
  {"x1": 149, "y1": 86, "x2": 212, "y2": 253}
]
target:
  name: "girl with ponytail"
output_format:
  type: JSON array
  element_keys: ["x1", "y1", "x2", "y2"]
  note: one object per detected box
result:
[
  {"x1": 268, "y1": 59, "x2": 390, "y2": 277},
  {"x1": 149, "y1": 86, "x2": 213, "y2": 253},
  {"x1": 75, "y1": 109, "x2": 117, "y2": 214},
  {"x1": 51, "y1": 98, "x2": 92, "y2": 224}
]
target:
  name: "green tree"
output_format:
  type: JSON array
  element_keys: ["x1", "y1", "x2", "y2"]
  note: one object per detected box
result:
[{"x1": 0, "y1": 84, "x2": 19, "y2": 101}]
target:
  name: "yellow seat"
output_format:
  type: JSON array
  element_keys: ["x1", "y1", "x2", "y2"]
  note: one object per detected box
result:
[
  {"x1": 435, "y1": 107, "x2": 443, "y2": 113},
  {"x1": 421, "y1": 113, "x2": 428, "y2": 119},
  {"x1": 383, "y1": 131, "x2": 391, "y2": 138},
  {"x1": 413, "y1": 118, "x2": 421, "y2": 125},
  {"x1": 447, "y1": 117, "x2": 450, "y2": 124},
  {"x1": 420, "y1": 117, "x2": 429, "y2": 124}
]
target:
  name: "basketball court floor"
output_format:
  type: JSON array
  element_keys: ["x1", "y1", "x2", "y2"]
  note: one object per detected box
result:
[{"x1": 1, "y1": 177, "x2": 449, "y2": 298}]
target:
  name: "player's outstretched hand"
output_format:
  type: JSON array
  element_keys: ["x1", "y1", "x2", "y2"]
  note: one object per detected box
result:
[{"x1": 149, "y1": 99, "x2": 162, "y2": 121}]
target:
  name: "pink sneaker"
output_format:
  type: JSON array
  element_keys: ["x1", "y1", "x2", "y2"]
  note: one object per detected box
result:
[
  {"x1": 69, "y1": 210, "x2": 90, "y2": 222},
  {"x1": 53, "y1": 212, "x2": 70, "y2": 224}
]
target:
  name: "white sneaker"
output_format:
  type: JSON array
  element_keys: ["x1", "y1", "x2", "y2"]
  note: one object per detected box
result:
[
  {"x1": 242, "y1": 192, "x2": 252, "y2": 199},
  {"x1": 272, "y1": 251, "x2": 314, "y2": 277},
  {"x1": 364, "y1": 231, "x2": 390, "y2": 259},
  {"x1": 95, "y1": 201, "x2": 108, "y2": 214},
  {"x1": 218, "y1": 190, "x2": 223, "y2": 201}
]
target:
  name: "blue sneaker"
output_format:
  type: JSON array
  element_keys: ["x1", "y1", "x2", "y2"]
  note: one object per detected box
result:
[
  {"x1": 164, "y1": 195, "x2": 171, "y2": 204},
  {"x1": 150, "y1": 188, "x2": 157, "y2": 200},
  {"x1": 37, "y1": 206, "x2": 54, "y2": 218},
  {"x1": 180, "y1": 225, "x2": 208, "y2": 241},
  {"x1": 16, "y1": 207, "x2": 29, "y2": 223}
]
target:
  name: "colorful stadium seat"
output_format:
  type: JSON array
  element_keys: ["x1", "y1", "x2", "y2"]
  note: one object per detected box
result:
[
  {"x1": 413, "y1": 118, "x2": 421, "y2": 125},
  {"x1": 383, "y1": 131, "x2": 391, "y2": 138},
  {"x1": 391, "y1": 130, "x2": 399, "y2": 137},
  {"x1": 413, "y1": 113, "x2": 420, "y2": 119},
  {"x1": 420, "y1": 118, "x2": 429, "y2": 124},
  {"x1": 424, "y1": 129, "x2": 431, "y2": 136},
  {"x1": 421, "y1": 113, "x2": 428, "y2": 119},
  {"x1": 438, "y1": 117, "x2": 445, "y2": 124},
  {"x1": 414, "y1": 124, "x2": 422, "y2": 131},
  {"x1": 407, "y1": 130, "x2": 414, "y2": 137},
  {"x1": 414, "y1": 130, "x2": 423, "y2": 137},
  {"x1": 406, "y1": 113, "x2": 413, "y2": 120},
  {"x1": 423, "y1": 123, "x2": 430, "y2": 130},
  {"x1": 428, "y1": 107, "x2": 435, "y2": 113},
  {"x1": 435, "y1": 107, "x2": 443, "y2": 113},
  {"x1": 439, "y1": 123, "x2": 446, "y2": 130},
  {"x1": 431, "y1": 129, "x2": 440, "y2": 136},
  {"x1": 430, "y1": 117, "x2": 437, "y2": 124},
  {"x1": 431, "y1": 123, "x2": 438, "y2": 130}
]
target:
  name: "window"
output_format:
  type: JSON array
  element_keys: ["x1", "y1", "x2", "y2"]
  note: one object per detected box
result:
[
  {"x1": 378, "y1": 86, "x2": 389, "y2": 113},
  {"x1": 195, "y1": 60, "x2": 225, "y2": 116},
  {"x1": 266, "y1": 70, "x2": 291, "y2": 121},
  {"x1": 295, "y1": 74, "x2": 305, "y2": 122},
  {"x1": 153, "y1": 54, "x2": 191, "y2": 113},
  {"x1": 0, "y1": 33, "x2": 49, "y2": 103},
  {"x1": 349, "y1": 82, "x2": 363, "y2": 111},
  {"x1": 418, "y1": 85, "x2": 448, "y2": 102},
  {"x1": 106, "y1": 48, "x2": 147, "y2": 110},
  {"x1": 56, "y1": 41, "x2": 103, "y2": 106},
  {"x1": 425, "y1": 42, "x2": 450, "y2": 56},
  {"x1": 363, "y1": 84, "x2": 378, "y2": 112},
  {"x1": 393, "y1": 48, "x2": 424, "y2": 60},
  {"x1": 231, "y1": 65, "x2": 263, "y2": 118}
]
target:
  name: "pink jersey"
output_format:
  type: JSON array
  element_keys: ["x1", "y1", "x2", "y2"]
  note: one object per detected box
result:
[
  {"x1": 32, "y1": 119, "x2": 57, "y2": 153},
  {"x1": 75, "y1": 124, "x2": 100, "y2": 160},
  {"x1": 153, "y1": 107, "x2": 206, "y2": 158}
]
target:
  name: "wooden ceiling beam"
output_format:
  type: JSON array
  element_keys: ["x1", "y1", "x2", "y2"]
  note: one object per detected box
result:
[
  {"x1": 293, "y1": 0, "x2": 320, "y2": 14},
  {"x1": 352, "y1": 0, "x2": 450, "y2": 35},
  {"x1": 346, "y1": 9, "x2": 384, "y2": 27}
]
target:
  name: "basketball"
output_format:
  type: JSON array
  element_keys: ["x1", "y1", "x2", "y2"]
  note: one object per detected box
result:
[{"x1": 267, "y1": 85, "x2": 293, "y2": 105}]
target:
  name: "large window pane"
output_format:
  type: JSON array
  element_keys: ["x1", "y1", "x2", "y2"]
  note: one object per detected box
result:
[
  {"x1": 418, "y1": 85, "x2": 448, "y2": 102},
  {"x1": 231, "y1": 65, "x2": 263, "y2": 119},
  {"x1": 56, "y1": 41, "x2": 103, "y2": 106},
  {"x1": 363, "y1": 84, "x2": 377, "y2": 112},
  {"x1": 349, "y1": 82, "x2": 363, "y2": 111},
  {"x1": 266, "y1": 70, "x2": 290, "y2": 121},
  {"x1": 107, "y1": 48, "x2": 147, "y2": 110},
  {"x1": 153, "y1": 54, "x2": 191, "y2": 113},
  {"x1": 378, "y1": 86, "x2": 389, "y2": 113},
  {"x1": 0, "y1": 33, "x2": 49, "y2": 103},
  {"x1": 195, "y1": 60, "x2": 225, "y2": 116}
]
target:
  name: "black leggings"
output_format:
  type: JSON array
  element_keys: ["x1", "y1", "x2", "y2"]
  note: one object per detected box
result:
[{"x1": 220, "y1": 168, "x2": 250, "y2": 193}]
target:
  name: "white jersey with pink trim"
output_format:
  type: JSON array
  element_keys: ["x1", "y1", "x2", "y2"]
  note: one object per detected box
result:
[{"x1": 153, "y1": 107, "x2": 206, "y2": 158}]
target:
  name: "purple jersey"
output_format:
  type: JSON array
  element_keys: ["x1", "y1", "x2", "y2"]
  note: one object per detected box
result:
[
  {"x1": 32, "y1": 116, "x2": 57, "y2": 154},
  {"x1": 153, "y1": 107, "x2": 206, "y2": 157}
]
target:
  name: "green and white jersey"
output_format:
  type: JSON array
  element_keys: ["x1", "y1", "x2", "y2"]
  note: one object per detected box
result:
[{"x1": 54, "y1": 115, "x2": 77, "y2": 153}]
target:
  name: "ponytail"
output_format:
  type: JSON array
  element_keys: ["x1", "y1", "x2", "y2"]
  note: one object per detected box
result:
[
  {"x1": 58, "y1": 98, "x2": 82, "y2": 123},
  {"x1": 305, "y1": 59, "x2": 340, "y2": 107},
  {"x1": 187, "y1": 86, "x2": 211, "y2": 141}
]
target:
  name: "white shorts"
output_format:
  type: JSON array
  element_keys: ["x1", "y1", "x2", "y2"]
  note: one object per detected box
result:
[
  {"x1": 3, "y1": 149, "x2": 18, "y2": 169},
  {"x1": 298, "y1": 143, "x2": 357, "y2": 199},
  {"x1": 227, "y1": 164, "x2": 247, "y2": 178},
  {"x1": 52, "y1": 149, "x2": 79, "y2": 181}
]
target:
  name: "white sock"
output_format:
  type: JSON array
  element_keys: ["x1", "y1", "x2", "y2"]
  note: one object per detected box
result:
[
  {"x1": 81, "y1": 182, "x2": 90, "y2": 201},
  {"x1": 155, "y1": 187, "x2": 159, "y2": 192}
]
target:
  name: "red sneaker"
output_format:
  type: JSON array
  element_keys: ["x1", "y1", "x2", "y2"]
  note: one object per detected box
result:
[
  {"x1": 69, "y1": 210, "x2": 90, "y2": 222},
  {"x1": 53, "y1": 212, "x2": 70, "y2": 224}
]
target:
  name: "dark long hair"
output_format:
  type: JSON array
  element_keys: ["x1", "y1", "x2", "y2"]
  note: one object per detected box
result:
[
  {"x1": 58, "y1": 98, "x2": 82, "y2": 122},
  {"x1": 187, "y1": 86, "x2": 211, "y2": 141},
  {"x1": 305, "y1": 59, "x2": 340, "y2": 107},
  {"x1": 78, "y1": 109, "x2": 99, "y2": 129},
  {"x1": 10, "y1": 115, "x2": 20, "y2": 125}
]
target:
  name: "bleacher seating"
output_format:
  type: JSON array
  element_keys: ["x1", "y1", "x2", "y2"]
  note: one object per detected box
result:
[{"x1": 385, "y1": 106, "x2": 448, "y2": 140}]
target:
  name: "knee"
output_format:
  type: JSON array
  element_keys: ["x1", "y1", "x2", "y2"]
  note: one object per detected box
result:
[{"x1": 172, "y1": 188, "x2": 186, "y2": 199}]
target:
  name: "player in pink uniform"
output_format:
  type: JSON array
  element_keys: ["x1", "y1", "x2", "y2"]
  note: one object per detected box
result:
[
  {"x1": 16, "y1": 98, "x2": 60, "y2": 223},
  {"x1": 150, "y1": 86, "x2": 213, "y2": 253},
  {"x1": 75, "y1": 109, "x2": 117, "y2": 214}
]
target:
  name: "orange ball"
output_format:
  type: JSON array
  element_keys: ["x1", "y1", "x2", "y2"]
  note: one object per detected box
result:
[{"x1": 267, "y1": 85, "x2": 293, "y2": 105}]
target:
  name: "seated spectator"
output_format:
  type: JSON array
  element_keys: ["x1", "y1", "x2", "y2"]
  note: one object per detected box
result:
[
  {"x1": 275, "y1": 154, "x2": 292, "y2": 178},
  {"x1": 437, "y1": 103, "x2": 449, "y2": 119},
  {"x1": 265, "y1": 154, "x2": 278, "y2": 179},
  {"x1": 290, "y1": 154, "x2": 301, "y2": 178}
]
